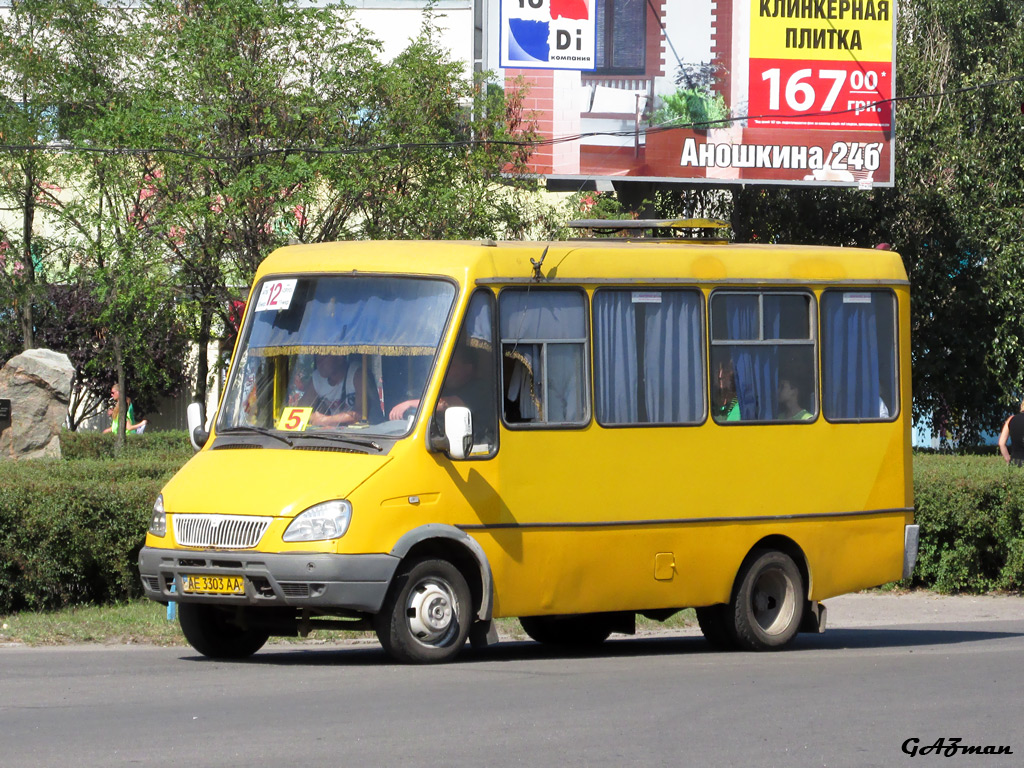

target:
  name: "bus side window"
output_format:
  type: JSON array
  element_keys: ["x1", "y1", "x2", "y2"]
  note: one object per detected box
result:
[
  {"x1": 500, "y1": 288, "x2": 589, "y2": 426},
  {"x1": 710, "y1": 291, "x2": 817, "y2": 423},
  {"x1": 593, "y1": 289, "x2": 705, "y2": 425},
  {"x1": 431, "y1": 291, "x2": 499, "y2": 456},
  {"x1": 821, "y1": 290, "x2": 898, "y2": 421}
]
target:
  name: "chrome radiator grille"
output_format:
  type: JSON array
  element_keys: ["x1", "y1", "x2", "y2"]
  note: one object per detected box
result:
[{"x1": 172, "y1": 514, "x2": 271, "y2": 549}]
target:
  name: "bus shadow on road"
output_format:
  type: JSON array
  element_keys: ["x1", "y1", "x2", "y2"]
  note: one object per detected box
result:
[
  {"x1": 180, "y1": 625, "x2": 1022, "y2": 666},
  {"x1": 790, "y1": 625, "x2": 1024, "y2": 652}
]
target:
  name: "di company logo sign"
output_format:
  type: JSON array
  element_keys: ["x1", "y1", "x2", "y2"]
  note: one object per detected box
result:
[{"x1": 500, "y1": 0, "x2": 597, "y2": 70}]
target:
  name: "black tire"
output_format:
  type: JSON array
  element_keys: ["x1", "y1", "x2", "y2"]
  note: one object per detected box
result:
[
  {"x1": 374, "y1": 557, "x2": 472, "y2": 664},
  {"x1": 730, "y1": 549, "x2": 805, "y2": 651},
  {"x1": 178, "y1": 603, "x2": 270, "y2": 659},
  {"x1": 519, "y1": 615, "x2": 614, "y2": 647},
  {"x1": 695, "y1": 604, "x2": 738, "y2": 650}
]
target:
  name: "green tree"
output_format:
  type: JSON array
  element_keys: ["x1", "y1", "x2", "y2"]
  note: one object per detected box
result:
[
  {"x1": 304, "y1": 24, "x2": 540, "y2": 241},
  {"x1": 136, "y1": 0, "x2": 379, "y2": 406},
  {"x1": 134, "y1": 1, "x2": 540, "y2": 407},
  {"x1": 0, "y1": 0, "x2": 76, "y2": 350},
  {"x1": 43, "y1": 7, "x2": 186, "y2": 444}
]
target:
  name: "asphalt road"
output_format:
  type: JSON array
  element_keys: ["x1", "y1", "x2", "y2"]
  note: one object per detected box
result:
[{"x1": 1, "y1": 594, "x2": 1022, "y2": 768}]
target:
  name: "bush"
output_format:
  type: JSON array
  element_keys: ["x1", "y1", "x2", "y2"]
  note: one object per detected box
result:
[
  {"x1": 0, "y1": 451, "x2": 188, "y2": 613},
  {"x1": 912, "y1": 453, "x2": 1024, "y2": 593},
  {"x1": 60, "y1": 429, "x2": 193, "y2": 462}
]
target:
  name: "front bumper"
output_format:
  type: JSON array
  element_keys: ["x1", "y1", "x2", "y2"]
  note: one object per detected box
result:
[{"x1": 138, "y1": 546, "x2": 399, "y2": 613}]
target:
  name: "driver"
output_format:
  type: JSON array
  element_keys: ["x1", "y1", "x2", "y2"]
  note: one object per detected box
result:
[{"x1": 300, "y1": 354, "x2": 364, "y2": 427}]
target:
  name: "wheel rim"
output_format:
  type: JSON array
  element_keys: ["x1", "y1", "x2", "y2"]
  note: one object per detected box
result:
[
  {"x1": 750, "y1": 566, "x2": 796, "y2": 636},
  {"x1": 405, "y1": 578, "x2": 459, "y2": 646}
]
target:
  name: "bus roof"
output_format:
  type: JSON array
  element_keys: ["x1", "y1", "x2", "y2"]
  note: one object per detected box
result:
[{"x1": 257, "y1": 239, "x2": 909, "y2": 287}]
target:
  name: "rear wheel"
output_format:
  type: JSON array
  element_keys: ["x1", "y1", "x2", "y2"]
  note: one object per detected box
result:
[
  {"x1": 730, "y1": 549, "x2": 805, "y2": 651},
  {"x1": 178, "y1": 603, "x2": 270, "y2": 659},
  {"x1": 519, "y1": 614, "x2": 614, "y2": 647},
  {"x1": 374, "y1": 557, "x2": 472, "y2": 664}
]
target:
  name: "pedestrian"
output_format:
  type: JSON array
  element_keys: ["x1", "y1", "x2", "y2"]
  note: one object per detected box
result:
[
  {"x1": 997, "y1": 399, "x2": 1024, "y2": 466},
  {"x1": 103, "y1": 383, "x2": 147, "y2": 434}
]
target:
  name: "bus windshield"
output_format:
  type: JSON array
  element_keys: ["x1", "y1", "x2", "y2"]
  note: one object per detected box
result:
[{"x1": 217, "y1": 275, "x2": 456, "y2": 439}]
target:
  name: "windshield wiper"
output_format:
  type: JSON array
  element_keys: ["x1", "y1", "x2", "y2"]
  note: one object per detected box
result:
[
  {"x1": 218, "y1": 425, "x2": 294, "y2": 447},
  {"x1": 295, "y1": 431, "x2": 383, "y2": 452}
]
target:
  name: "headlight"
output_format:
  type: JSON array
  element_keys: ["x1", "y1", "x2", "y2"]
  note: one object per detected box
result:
[
  {"x1": 149, "y1": 494, "x2": 167, "y2": 537},
  {"x1": 282, "y1": 500, "x2": 352, "y2": 542}
]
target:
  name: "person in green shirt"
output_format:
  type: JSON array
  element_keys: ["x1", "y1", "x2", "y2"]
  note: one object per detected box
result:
[
  {"x1": 777, "y1": 377, "x2": 814, "y2": 421},
  {"x1": 713, "y1": 360, "x2": 741, "y2": 422},
  {"x1": 103, "y1": 383, "x2": 147, "y2": 433}
]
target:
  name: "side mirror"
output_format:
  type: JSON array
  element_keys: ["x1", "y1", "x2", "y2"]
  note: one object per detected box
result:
[
  {"x1": 187, "y1": 402, "x2": 209, "y2": 452},
  {"x1": 444, "y1": 406, "x2": 473, "y2": 460}
]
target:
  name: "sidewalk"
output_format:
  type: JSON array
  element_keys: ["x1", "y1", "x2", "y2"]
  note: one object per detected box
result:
[{"x1": 821, "y1": 591, "x2": 1022, "y2": 629}]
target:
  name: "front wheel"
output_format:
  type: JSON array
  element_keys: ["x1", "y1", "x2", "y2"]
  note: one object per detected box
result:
[
  {"x1": 178, "y1": 603, "x2": 270, "y2": 659},
  {"x1": 374, "y1": 557, "x2": 472, "y2": 664},
  {"x1": 730, "y1": 549, "x2": 805, "y2": 651}
]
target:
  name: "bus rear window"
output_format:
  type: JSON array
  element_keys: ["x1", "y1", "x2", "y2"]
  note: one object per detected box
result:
[{"x1": 821, "y1": 290, "x2": 898, "y2": 421}]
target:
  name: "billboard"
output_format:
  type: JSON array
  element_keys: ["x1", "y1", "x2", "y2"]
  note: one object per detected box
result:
[{"x1": 503, "y1": 0, "x2": 897, "y2": 187}]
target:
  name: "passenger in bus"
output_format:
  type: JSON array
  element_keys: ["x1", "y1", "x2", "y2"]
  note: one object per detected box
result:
[
  {"x1": 998, "y1": 399, "x2": 1024, "y2": 466},
  {"x1": 712, "y1": 360, "x2": 740, "y2": 422},
  {"x1": 776, "y1": 377, "x2": 814, "y2": 421},
  {"x1": 300, "y1": 354, "x2": 365, "y2": 427}
]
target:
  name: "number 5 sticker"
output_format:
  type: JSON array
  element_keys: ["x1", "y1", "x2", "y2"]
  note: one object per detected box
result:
[{"x1": 277, "y1": 407, "x2": 312, "y2": 431}]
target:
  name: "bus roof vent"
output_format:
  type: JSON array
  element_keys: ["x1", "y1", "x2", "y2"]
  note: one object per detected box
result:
[{"x1": 567, "y1": 218, "x2": 730, "y2": 242}]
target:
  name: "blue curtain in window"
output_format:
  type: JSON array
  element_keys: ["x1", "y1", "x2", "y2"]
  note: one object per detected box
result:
[
  {"x1": 464, "y1": 293, "x2": 494, "y2": 350},
  {"x1": 249, "y1": 276, "x2": 454, "y2": 357},
  {"x1": 643, "y1": 293, "x2": 703, "y2": 423},
  {"x1": 501, "y1": 290, "x2": 586, "y2": 423},
  {"x1": 594, "y1": 291, "x2": 703, "y2": 424},
  {"x1": 727, "y1": 298, "x2": 778, "y2": 420},
  {"x1": 594, "y1": 292, "x2": 639, "y2": 423},
  {"x1": 823, "y1": 295, "x2": 881, "y2": 419}
]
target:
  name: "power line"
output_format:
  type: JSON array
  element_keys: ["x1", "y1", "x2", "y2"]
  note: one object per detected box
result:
[{"x1": 0, "y1": 74, "x2": 1020, "y2": 161}]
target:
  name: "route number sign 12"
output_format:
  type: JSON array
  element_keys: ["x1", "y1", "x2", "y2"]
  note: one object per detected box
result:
[{"x1": 255, "y1": 279, "x2": 297, "y2": 312}]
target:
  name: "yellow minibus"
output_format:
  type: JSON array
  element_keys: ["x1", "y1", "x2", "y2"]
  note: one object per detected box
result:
[{"x1": 139, "y1": 230, "x2": 917, "y2": 663}]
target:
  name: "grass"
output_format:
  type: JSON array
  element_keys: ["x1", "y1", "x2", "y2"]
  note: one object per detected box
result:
[
  {"x1": 0, "y1": 601, "x2": 696, "y2": 647},
  {"x1": 0, "y1": 601, "x2": 188, "y2": 647}
]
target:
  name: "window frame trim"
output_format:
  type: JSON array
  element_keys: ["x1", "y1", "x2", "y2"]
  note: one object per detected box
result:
[
  {"x1": 708, "y1": 288, "x2": 819, "y2": 426},
  {"x1": 592, "y1": 285, "x2": 709, "y2": 429},
  {"x1": 497, "y1": 285, "x2": 593, "y2": 431},
  {"x1": 819, "y1": 287, "x2": 901, "y2": 424},
  {"x1": 430, "y1": 287, "x2": 501, "y2": 460}
]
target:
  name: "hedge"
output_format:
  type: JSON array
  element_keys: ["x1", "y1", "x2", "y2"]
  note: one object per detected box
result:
[
  {"x1": 59, "y1": 429, "x2": 194, "y2": 462},
  {"x1": 912, "y1": 453, "x2": 1024, "y2": 593},
  {"x1": 0, "y1": 432, "x2": 190, "y2": 613},
  {"x1": 1, "y1": 444, "x2": 1022, "y2": 614}
]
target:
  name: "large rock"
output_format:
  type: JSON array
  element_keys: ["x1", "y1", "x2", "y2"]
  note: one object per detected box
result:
[{"x1": 0, "y1": 349, "x2": 74, "y2": 460}]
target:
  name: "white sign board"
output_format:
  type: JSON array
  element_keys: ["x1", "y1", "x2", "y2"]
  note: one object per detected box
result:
[{"x1": 500, "y1": 0, "x2": 597, "y2": 70}]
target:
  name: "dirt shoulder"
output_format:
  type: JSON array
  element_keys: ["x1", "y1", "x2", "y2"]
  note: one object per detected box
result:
[{"x1": 819, "y1": 591, "x2": 1022, "y2": 629}]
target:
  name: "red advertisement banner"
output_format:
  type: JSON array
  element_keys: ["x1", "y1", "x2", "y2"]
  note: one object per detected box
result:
[{"x1": 748, "y1": 57, "x2": 893, "y2": 131}]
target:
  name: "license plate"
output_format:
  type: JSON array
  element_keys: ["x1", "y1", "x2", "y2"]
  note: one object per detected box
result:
[{"x1": 181, "y1": 574, "x2": 245, "y2": 595}]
